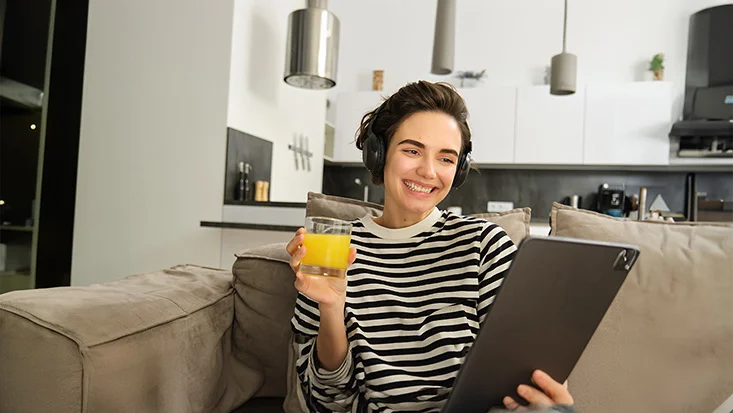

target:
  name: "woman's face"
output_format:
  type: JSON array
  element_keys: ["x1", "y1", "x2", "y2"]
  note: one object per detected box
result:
[{"x1": 382, "y1": 110, "x2": 463, "y2": 219}]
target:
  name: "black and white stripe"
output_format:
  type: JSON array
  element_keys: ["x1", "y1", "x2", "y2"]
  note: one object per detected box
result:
[{"x1": 291, "y1": 209, "x2": 517, "y2": 413}]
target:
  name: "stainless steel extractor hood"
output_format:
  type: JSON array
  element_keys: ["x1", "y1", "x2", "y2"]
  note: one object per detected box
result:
[{"x1": 669, "y1": 5, "x2": 733, "y2": 158}]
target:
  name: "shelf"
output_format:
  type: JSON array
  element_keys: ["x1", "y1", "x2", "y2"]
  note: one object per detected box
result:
[
  {"x1": 0, "y1": 77, "x2": 44, "y2": 109},
  {"x1": 0, "y1": 271, "x2": 30, "y2": 277},
  {"x1": 668, "y1": 157, "x2": 733, "y2": 166},
  {"x1": 0, "y1": 225, "x2": 34, "y2": 232}
]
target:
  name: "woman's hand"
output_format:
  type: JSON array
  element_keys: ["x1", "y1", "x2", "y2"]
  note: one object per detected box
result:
[
  {"x1": 286, "y1": 227, "x2": 357, "y2": 310},
  {"x1": 503, "y1": 370, "x2": 573, "y2": 410}
]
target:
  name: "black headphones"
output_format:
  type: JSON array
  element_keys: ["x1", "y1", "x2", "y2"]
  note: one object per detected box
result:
[{"x1": 362, "y1": 104, "x2": 472, "y2": 188}]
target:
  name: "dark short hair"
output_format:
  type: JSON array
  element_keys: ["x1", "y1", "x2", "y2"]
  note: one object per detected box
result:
[{"x1": 355, "y1": 80, "x2": 472, "y2": 184}]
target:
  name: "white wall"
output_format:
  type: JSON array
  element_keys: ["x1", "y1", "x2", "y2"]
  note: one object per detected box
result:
[
  {"x1": 72, "y1": 0, "x2": 235, "y2": 285},
  {"x1": 227, "y1": 0, "x2": 327, "y2": 203},
  {"x1": 326, "y1": 0, "x2": 732, "y2": 122}
]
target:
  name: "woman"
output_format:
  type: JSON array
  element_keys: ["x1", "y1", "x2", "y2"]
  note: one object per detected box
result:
[{"x1": 286, "y1": 81, "x2": 574, "y2": 413}]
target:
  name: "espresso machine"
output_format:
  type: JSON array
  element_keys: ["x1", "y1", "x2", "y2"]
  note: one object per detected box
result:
[{"x1": 597, "y1": 184, "x2": 625, "y2": 217}]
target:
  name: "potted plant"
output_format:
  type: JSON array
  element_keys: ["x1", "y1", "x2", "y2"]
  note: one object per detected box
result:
[
  {"x1": 649, "y1": 53, "x2": 664, "y2": 80},
  {"x1": 455, "y1": 69, "x2": 487, "y2": 87}
]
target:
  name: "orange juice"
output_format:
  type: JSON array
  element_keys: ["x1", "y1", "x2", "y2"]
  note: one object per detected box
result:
[{"x1": 301, "y1": 233, "x2": 351, "y2": 278}]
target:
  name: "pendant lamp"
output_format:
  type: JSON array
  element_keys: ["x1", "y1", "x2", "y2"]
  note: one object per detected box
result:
[
  {"x1": 431, "y1": 0, "x2": 456, "y2": 75},
  {"x1": 284, "y1": 0, "x2": 340, "y2": 89},
  {"x1": 550, "y1": 0, "x2": 576, "y2": 95}
]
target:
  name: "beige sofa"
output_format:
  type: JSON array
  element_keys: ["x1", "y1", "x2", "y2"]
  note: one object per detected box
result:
[{"x1": 1, "y1": 194, "x2": 731, "y2": 413}]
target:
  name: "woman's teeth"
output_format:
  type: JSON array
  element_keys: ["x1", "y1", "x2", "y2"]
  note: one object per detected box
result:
[{"x1": 405, "y1": 181, "x2": 433, "y2": 193}]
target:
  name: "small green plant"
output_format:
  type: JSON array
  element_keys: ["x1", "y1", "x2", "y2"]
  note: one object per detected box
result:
[
  {"x1": 649, "y1": 53, "x2": 665, "y2": 80},
  {"x1": 649, "y1": 53, "x2": 664, "y2": 71}
]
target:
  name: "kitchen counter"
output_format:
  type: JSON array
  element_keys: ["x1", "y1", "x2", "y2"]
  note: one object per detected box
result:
[
  {"x1": 224, "y1": 200, "x2": 306, "y2": 208},
  {"x1": 200, "y1": 221, "x2": 299, "y2": 232}
]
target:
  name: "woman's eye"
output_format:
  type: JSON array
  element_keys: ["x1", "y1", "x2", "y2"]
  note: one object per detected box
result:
[
  {"x1": 404, "y1": 149, "x2": 419, "y2": 155},
  {"x1": 441, "y1": 157, "x2": 456, "y2": 164}
]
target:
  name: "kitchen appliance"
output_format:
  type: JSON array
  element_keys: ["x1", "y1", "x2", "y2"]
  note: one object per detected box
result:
[
  {"x1": 597, "y1": 183, "x2": 625, "y2": 217},
  {"x1": 669, "y1": 5, "x2": 733, "y2": 158}
]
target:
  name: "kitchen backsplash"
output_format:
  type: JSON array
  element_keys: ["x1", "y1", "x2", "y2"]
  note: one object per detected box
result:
[
  {"x1": 323, "y1": 165, "x2": 733, "y2": 221},
  {"x1": 224, "y1": 128, "x2": 273, "y2": 203}
]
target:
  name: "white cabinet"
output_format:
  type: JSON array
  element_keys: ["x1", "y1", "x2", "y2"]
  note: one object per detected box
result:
[
  {"x1": 583, "y1": 81, "x2": 672, "y2": 165},
  {"x1": 514, "y1": 85, "x2": 585, "y2": 164},
  {"x1": 333, "y1": 91, "x2": 383, "y2": 163},
  {"x1": 458, "y1": 87, "x2": 516, "y2": 164}
]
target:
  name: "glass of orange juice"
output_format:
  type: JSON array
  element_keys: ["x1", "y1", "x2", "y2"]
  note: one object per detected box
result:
[{"x1": 301, "y1": 217, "x2": 352, "y2": 278}]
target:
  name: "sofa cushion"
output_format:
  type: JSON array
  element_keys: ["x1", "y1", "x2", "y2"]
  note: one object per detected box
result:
[
  {"x1": 306, "y1": 192, "x2": 530, "y2": 245},
  {"x1": 549, "y1": 203, "x2": 733, "y2": 412},
  {"x1": 469, "y1": 208, "x2": 531, "y2": 244},
  {"x1": 232, "y1": 243, "x2": 297, "y2": 400}
]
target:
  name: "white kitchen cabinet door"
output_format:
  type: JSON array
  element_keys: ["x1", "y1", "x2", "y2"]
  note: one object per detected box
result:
[
  {"x1": 514, "y1": 85, "x2": 585, "y2": 164},
  {"x1": 333, "y1": 91, "x2": 383, "y2": 163},
  {"x1": 458, "y1": 87, "x2": 516, "y2": 164},
  {"x1": 583, "y1": 81, "x2": 672, "y2": 165}
]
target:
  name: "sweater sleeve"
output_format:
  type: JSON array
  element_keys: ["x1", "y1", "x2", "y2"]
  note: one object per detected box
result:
[
  {"x1": 290, "y1": 292, "x2": 359, "y2": 412},
  {"x1": 476, "y1": 223, "x2": 517, "y2": 324}
]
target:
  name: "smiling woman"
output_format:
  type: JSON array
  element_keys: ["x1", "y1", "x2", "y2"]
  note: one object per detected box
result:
[
  {"x1": 285, "y1": 80, "x2": 574, "y2": 413},
  {"x1": 355, "y1": 81, "x2": 473, "y2": 228}
]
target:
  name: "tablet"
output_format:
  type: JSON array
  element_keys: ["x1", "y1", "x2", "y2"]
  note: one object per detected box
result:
[{"x1": 442, "y1": 236, "x2": 640, "y2": 413}]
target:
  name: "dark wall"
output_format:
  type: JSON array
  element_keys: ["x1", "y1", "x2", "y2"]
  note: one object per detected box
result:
[
  {"x1": 0, "y1": 0, "x2": 52, "y2": 89},
  {"x1": 34, "y1": 2, "x2": 90, "y2": 288},
  {"x1": 323, "y1": 164, "x2": 733, "y2": 221}
]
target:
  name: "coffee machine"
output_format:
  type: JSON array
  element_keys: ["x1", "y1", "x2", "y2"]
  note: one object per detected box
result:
[{"x1": 597, "y1": 184, "x2": 625, "y2": 217}]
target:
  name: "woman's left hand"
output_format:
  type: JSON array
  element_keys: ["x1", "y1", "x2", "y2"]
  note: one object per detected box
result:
[{"x1": 503, "y1": 369, "x2": 573, "y2": 410}]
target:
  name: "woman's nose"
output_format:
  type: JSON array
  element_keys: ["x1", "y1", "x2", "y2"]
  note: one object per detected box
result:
[{"x1": 417, "y1": 159, "x2": 437, "y2": 179}]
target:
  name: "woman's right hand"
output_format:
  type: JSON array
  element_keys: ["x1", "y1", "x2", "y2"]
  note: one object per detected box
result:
[{"x1": 286, "y1": 227, "x2": 357, "y2": 310}]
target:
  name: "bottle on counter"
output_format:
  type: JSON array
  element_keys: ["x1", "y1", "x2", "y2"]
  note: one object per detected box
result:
[{"x1": 234, "y1": 162, "x2": 252, "y2": 201}]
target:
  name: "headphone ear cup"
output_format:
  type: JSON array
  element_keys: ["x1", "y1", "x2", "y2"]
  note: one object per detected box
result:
[
  {"x1": 362, "y1": 133, "x2": 385, "y2": 178},
  {"x1": 452, "y1": 153, "x2": 470, "y2": 188}
]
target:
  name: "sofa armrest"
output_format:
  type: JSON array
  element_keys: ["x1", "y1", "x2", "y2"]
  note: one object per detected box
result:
[
  {"x1": 231, "y1": 243, "x2": 298, "y2": 400},
  {"x1": 0, "y1": 264, "x2": 264, "y2": 413}
]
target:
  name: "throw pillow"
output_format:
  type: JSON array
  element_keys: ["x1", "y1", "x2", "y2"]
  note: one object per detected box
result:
[{"x1": 550, "y1": 202, "x2": 733, "y2": 413}]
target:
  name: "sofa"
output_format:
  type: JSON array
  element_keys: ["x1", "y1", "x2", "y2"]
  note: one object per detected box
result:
[{"x1": 1, "y1": 193, "x2": 731, "y2": 413}]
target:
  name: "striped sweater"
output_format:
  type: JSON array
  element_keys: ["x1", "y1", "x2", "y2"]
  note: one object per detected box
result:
[{"x1": 290, "y1": 208, "x2": 517, "y2": 413}]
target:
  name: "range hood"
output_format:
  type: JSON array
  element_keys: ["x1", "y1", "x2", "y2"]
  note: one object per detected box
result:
[
  {"x1": 0, "y1": 76, "x2": 44, "y2": 109},
  {"x1": 669, "y1": 5, "x2": 733, "y2": 157}
]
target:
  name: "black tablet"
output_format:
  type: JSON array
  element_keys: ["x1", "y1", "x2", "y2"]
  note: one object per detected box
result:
[{"x1": 442, "y1": 236, "x2": 640, "y2": 413}]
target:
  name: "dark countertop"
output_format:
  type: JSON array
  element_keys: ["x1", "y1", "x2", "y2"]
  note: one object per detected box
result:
[
  {"x1": 200, "y1": 221, "x2": 299, "y2": 232},
  {"x1": 223, "y1": 200, "x2": 306, "y2": 208}
]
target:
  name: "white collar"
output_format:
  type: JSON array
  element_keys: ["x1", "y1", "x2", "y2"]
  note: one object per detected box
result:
[{"x1": 358, "y1": 207, "x2": 442, "y2": 240}]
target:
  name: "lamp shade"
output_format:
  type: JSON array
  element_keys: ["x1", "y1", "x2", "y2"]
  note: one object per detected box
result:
[
  {"x1": 551, "y1": 52, "x2": 577, "y2": 95},
  {"x1": 550, "y1": 0, "x2": 576, "y2": 95},
  {"x1": 284, "y1": 0, "x2": 340, "y2": 89},
  {"x1": 431, "y1": 0, "x2": 456, "y2": 75}
]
